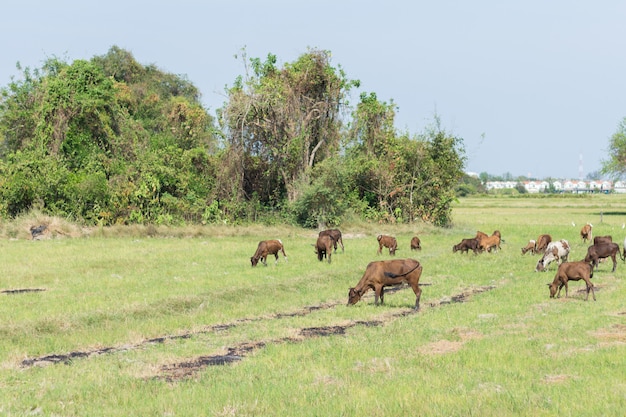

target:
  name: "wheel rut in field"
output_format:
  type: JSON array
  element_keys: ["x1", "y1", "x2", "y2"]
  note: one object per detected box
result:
[
  {"x1": 19, "y1": 284, "x2": 496, "y2": 378},
  {"x1": 2, "y1": 288, "x2": 46, "y2": 294}
]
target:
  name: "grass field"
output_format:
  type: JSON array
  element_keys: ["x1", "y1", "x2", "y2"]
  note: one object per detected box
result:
[{"x1": 1, "y1": 194, "x2": 625, "y2": 416}]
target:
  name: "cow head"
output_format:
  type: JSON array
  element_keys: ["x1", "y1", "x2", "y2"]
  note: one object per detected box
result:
[
  {"x1": 251, "y1": 256, "x2": 259, "y2": 267},
  {"x1": 547, "y1": 283, "x2": 558, "y2": 298},
  {"x1": 347, "y1": 288, "x2": 363, "y2": 305}
]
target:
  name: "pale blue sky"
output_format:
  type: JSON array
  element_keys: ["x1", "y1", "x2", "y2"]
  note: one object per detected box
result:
[{"x1": 2, "y1": 1, "x2": 625, "y2": 179}]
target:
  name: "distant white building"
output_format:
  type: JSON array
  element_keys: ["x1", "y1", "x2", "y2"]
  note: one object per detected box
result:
[{"x1": 484, "y1": 179, "x2": 614, "y2": 194}]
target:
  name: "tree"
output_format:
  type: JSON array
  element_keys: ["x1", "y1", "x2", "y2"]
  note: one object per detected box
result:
[
  {"x1": 601, "y1": 117, "x2": 626, "y2": 178},
  {"x1": 220, "y1": 48, "x2": 358, "y2": 206}
]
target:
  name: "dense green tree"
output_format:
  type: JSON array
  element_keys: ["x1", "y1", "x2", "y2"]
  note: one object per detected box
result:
[{"x1": 602, "y1": 117, "x2": 626, "y2": 178}]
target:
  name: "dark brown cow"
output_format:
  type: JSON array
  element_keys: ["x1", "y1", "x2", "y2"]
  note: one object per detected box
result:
[
  {"x1": 315, "y1": 234, "x2": 334, "y2": 263},
  {"x1": 535, "y1": 234, "x2": 552, "y2": 253},
  {"x1": 377, "y1": 235, "x2": 398, "y2": 255},
  {"x1": 548, "y1": 261, "x2": 595, "y2": 301},
  {"x1": 580, "y1": 223, "x2": 593, "y2": 243},
  {"x1": 584, "y1": 242, "x2": 623, "y2": 272},
  {"x1": 410, "y1": 236, "x2": 421, "y2": 251},
  {"x1": 250, "y1": 239, "x2": 288, "y2": 267},
  {"x1": 593, "y1": 235, "x2": 612, "y2": 245},
  {"x1": 319, "y1": 229, "x2": 344, "y2": 253},
  {"x1": 347, "y1": 259, "x2": 423, "y2": 310},
  {"x1": 453, "y1": 238, "x2": 480, "y2": 254}
]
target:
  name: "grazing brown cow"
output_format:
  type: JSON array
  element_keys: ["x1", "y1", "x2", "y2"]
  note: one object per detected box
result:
[
  {"x1": 533, "y1": 234, "x2": 552, "y2": 254},
  {"x1": 410, "y1": 236, "x2": 421, "y2": 251},
  {"x1": 478, "y1": 234, "x2": 501, "y2": 253},
  {"x1": 250, "y1": 239, "x2": 288, "y2": 267},
  {"x1": 319, "y1": 229, "x2": 344, "y2": 253},
  {"x1": 584, "y1": 242, "x2": 623, "y2": 272},
  {"x1": 315, "y1": 234, "x2": 334, "y2": 263},
  {"x1": 521, "y1": 240, "x2": 536, "y2": 255},
  {"x1": 580, "y1": 223, "x2": 593, "y2": 243},
  {"x1": 377, "y1": 235, "x2": 398, "y2": 255},
  {"x1": 347, "y1": 259, "x2": 423, "y2": 310},
  {"x1": 548, "y1": 261, "x2": 595, "y2": 301},
  {"x1": 453, "y1": 238, "x2": 480, "y2": 254}
]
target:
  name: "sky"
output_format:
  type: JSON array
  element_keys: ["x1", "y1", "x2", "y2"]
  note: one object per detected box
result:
[{"x1": 2, "y1": 0, "x2": 626, "y2": 179}]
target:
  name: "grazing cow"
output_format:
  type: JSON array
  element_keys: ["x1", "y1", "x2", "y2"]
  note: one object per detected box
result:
[
  {"x1": 593, "y1": 235, "x2": 612, "y2": 245},
  {"x1": 347, "y1": 259, "x2": 423, "y2": 310},
  {"x1": 319, "y1": 229, "x2": 344, "y2": 253},
  {"x1": 580, "y1": 223, "x2": 593, "y2": 243},
  {"x1": 548, "y1": 261, "x2": 595, "y2": 301},
  {"x1": 584, "y1": 242, "x2": 623, "y2": 272},
  {"x1": 410, "y1": 236, "x2": 421, "y2": 251},
  {"x1": 250, "y1": 239, "x2": 288, "y2": 267},
  {"x1": 478, "y1": 234, "x2": 501, "y2": 253},
  {"x1": 535, "y1": 240, "x2": 570, "y2": 272},
  {"x1": 315, "y1": 234, "x2": 334, "y2": 263},
  {"x1": 377, "y1": 235, "x2": 398, "y2": 255},
  {"x1": 535, "y1": 234, "x2": 552, "y2": 253},
  {"x1": 453, "y1": 238, "x2": 480, "y2": 254},
  {"x1": 521, "y1": 240, "x2": 536, "y2": 255}
]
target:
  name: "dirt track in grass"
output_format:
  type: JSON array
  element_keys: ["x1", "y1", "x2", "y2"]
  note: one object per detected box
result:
[{"x1": 18, "y1": 284, "x2": 497, "y2": 381}]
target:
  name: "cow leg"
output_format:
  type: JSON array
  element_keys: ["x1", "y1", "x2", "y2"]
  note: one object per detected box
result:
[
  {"x1": 262, "y1": 256, "x2": 268, "y2": 266},
  {"x1": 339, "y1": 239, "x2": 345, "y2": 252},
  {"x1": 411, "y1": 284, "x2": 422, "y2": 311},
  {"x1": 611, "y1": 255, "x2": 617, "y2": 272},
  {"x1": 586, "y1": 279, "x2": 596, "y2": 301},
  {"x1": 374, "y1": 286, "x2": 383, "y2": 305},
  {"x1": 379, "y1": 287, "x2": 385, "y2": 305},
  {"x1": 564, "y1": 281, "x2": 569, "y2": 298}
]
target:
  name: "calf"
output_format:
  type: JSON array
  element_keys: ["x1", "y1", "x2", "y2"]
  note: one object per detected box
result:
[
  {"x1": 580, "y1": 223, "x2": 593, "y2": 243},
  {"x1": 410, "y1": 236, "x2": 421, "y2": 251},
  {"x1": 347, "y1": 259, "x2": 423, "y2": 310},
  {"x1": 535, "y1": 240, "x2": 570, "y2": 272},
  {"x1": 319, "y1": 229, "x2": 344, "y2": 253},
  {"x1": 377, "y1": 235, "x2": 398, "y2": 255},
  {"x1": 521, "y1": 240, "x2": 536, "y2": 255},
  {"x1": 315, "y1": 234, "x2": 334, "y2": 263},
  {"x1": 453, "y1": 238, "x2": 480, "y2": 254},
  {"x1": 548, "y1": 261, "x2": 595, "y2": 301},
  {"x1": 584, "y1": 242, "x2": 623, "y2": 272},
  {"x1": 250, "y1": 239, "x2": 288, "y2": 267}
]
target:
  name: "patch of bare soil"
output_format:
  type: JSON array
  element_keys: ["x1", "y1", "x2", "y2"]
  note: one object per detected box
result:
[
  {"x1": 590, "y1": 323, "x2": 626, "y2": 345},
  {"x1": 19, "y1": 285, "x2": 497, "y2": 382},
  {"x1": 1, "y1": 288, "x2": 46, "y2": 294},
  {"x1": 542, "y1": 374, "x2": 572, "y2": 384},
  {"x1": 417, "y1": 327, "x2": 483, "y2": 355}
]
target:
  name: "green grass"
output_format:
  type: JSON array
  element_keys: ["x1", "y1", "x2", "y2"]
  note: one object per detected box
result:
[{"x1": 1, "y1": 195, "x2": 626, "y2": 416}]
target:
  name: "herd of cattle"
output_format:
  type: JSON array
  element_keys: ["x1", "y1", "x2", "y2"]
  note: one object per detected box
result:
[
  {"x1": 453, "y1": 222, "x2": 624, "y2": 302},
  {"x1": 249, "y1": 222, "x2": 622, "y2": 310}
]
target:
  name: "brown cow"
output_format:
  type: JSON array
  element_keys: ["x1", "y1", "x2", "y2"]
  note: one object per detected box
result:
[
  {"x1": 347, "y1": 259, "x2": 423, "y2": 310},
  {"x1": 453, "y1": 238, "x2": 480, "y2": 254},
  {"x1": 548, "y1": 261, "x2": 595, "y2": 301},
  {"x1": 319, "y1": 229, "x2": 344, "y2": 253},
  {"x1": 410, "y1": 236, "x2": 421, "y2": 251},
  {"x1": 521, "y1": 240, "x2": 536, "y2": 255},
  {"x1": 580, "y1": 223, "x2": 593, "y2": 243},
  {"x1": 250, "y1": 239, "x2": 288, "y2": 267},
  {"x1": 584, "y1": 242, "x2": 623, "y2": 272},
  {"x1": 377, "y1": 235, "x2": 398, "y2": 255},
  {"x1": 315, "y1": 234, "x2": 334, "y2": 263},
  {"x1": 535, "y1": 234, "x2": 552, "y2": 254},
  {"x1": 478, "y1": 234, "x2": 501, "y2": 253},
  {"x1": 593, "y1": 235, "x2": 612, "y2": 245}
]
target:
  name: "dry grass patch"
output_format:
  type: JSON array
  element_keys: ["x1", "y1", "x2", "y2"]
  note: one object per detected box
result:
[{"x1": 417, "y1": 327, "x2": 483, "y2": 355}]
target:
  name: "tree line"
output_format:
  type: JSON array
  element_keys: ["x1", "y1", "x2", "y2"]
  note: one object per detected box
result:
[{"x1": 0, "y1": 46, "x2": 466, "y2": 227}]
